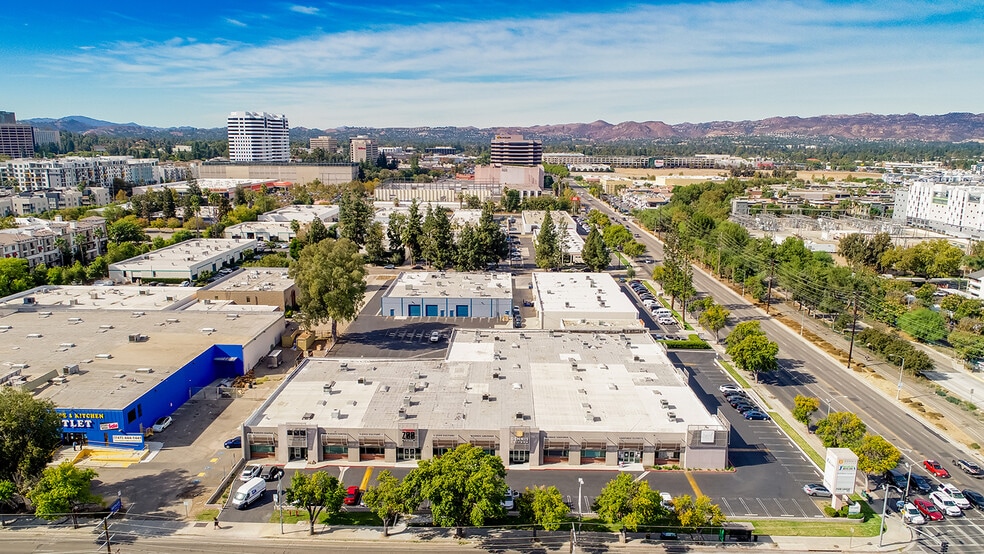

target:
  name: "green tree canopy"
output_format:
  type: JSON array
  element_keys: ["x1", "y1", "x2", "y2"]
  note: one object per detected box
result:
[
  {"x1": 698, "y1": 304, "x2": 730, "y2": 342},
  {"x1": 362, "y1": 470, "x2": 411, "y2": 536},
  {"x1": 0, "y1": 388, "x2": 62, "y2": 488},
  {"x1": 534, "y1": 211, "x2": 561, "y2": 269},
  {"x1": 621, "y1": 240, "x2": 646, "y2": 258},
  {"x1": 338, "y1": 191, "x2": 374, "y2": 246},
  {"x1": 517, "y1": 485, "x2": 569, "y2": 532},
  {"x1": 422, "y1": 206, "x2": 456, "y2": 269},
  {"x1": 26, "y1": 462, "x2": 100, "y2": 520},
  {"x1": 581, "y1": 226, "x2": 610, "y2": 272},
  {"x1": 854, "y1": 434, "x2": 901, "y2": 491},
  {"x1": 725, "y1": 322, "x2": 779, "y2": 382},
  {"x1": 289, "y1": 238, "x2": 367, "y2": 338},
  {"x1": 592, "y1": 473, "x2": 669, "y2": 541},
  {"x1": 815, "y1": 411, "x2": 867, "y2": 448},
  {"x1": 107, "y1": 218, "x2": 147, "y2": 243},
  {"x1": 284, "y1": 471, "x2": 345, "y2": 535},
  {"x1": 897, "y1": 307, "x2": 948, "y2": 343},
  {"x1": 402, "y1": 444, "x2": 507, "y2": 537},
  {"x1": 673, "y1": 494, "x2": 726, "y2": 540}
]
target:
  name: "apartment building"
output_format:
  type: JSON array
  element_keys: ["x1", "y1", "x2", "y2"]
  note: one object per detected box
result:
[
  {"x1": 349, "y1": 136, "x2": 378, "y2": 163},
  {"x1": 0, "y1": 156, "x2": 159, "y2": 191},
  {"x1": 227, "y1": 112, "x2": 290, "y2": 163},
  {"x1": 0, "y1": 216, "x2": 107, "y2": 267},
  {"x1": 894, "y1": 181, "x2": 984, "y2": 235}
]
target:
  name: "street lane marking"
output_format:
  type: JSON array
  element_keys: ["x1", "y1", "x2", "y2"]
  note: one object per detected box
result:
[
  {"x1": 634, "y1": 471, "x2": 650, "y2": 483},
  {"x1": 210, "y1": 457, "x2": 218, "y2": 463},
  {"x1": 684, "y1": 470, "x2": 703, "y2": 497},
  {"x1": 360, "y1": 466, "x2": 374, "y2": 490}
]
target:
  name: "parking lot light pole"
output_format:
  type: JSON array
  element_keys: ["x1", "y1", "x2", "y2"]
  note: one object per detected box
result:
[
  {"x1": 879, "y1": 484, "x2": 902, "y2": 547},
  {"x1": 825, "y1": 395, "x2": 848, "y2": 417},
  {"x1": 577, "y1": 478, "x2": 584, "y2": 522}
]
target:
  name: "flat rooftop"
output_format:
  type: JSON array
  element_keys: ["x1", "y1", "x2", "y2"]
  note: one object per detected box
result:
[
  {"x1": 202, "y1": 268, "x2": 294, "y2": 294},
  {"x1": 258, "y1": 205, "x2": 339, "y2": 224},
  {"x1": 252, "y1": 330, "x2": 720, "y2": 433},
  {"x1": 0, "y1": 309, "x2": 283, "y2": 410},
  {"x1": 383, "y1": 272, "x2": 512, "y2": 300},
  {"x1": 534, "y1": 273, "x2": 637, "y2": 315},
  {"x1": 111, "y1": 239, "x2": 257, "y2": 270},
  {"x1": 0, "y1": 285, "x2": 199, "y2": 311}
]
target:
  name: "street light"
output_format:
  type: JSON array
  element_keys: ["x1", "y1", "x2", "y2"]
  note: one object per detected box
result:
[
  {"x1": 577, "y1": 478, "x2": 584, "y2": 522},
  {"x1": 878, "y1": 484, "x2": 904, "y2": 547},
  {"x1": 826, "y1": 395, "x2": 848, "y2": 417},
  {"x1": 887, "y1": 354, "x2": 906, "y2": 401}
]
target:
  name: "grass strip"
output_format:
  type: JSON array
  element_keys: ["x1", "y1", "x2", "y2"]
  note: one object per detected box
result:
[
  {"x1": 739, "y1": 516, "x2": 882, "y2": 537},
  {"x1": 717, "y1": 359, "x2": 752, "y2": 389}
]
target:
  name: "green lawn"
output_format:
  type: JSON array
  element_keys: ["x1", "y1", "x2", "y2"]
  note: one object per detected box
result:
[
  {"x1": 769, "y1": 411, "x2": 825, "y2": 468},
  {"x1": 742, "y1": 516, "x2": 882, "y2": 537},
  {"x1": 718, "y1": 359, "x2": 752, "y2": 389}
]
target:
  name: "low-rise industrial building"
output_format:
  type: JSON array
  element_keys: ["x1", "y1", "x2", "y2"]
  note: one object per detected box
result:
[
  {"x1": 380, "y1": 272, "x2": 513, "y2": 318},
  {"x1": 109, "y1": 239, "x2": 258, "y2": 283},
  {"x1": 521, "y1": 210, "x2": 584, "y2": 263},
  {"x1": 225, "y1": 205, "x2": 340, "y2": 242},
  {"x1": 532, "y1": 273, "x2": 642, "y2": 330},
  {"x1": 198, "y1": 268, "x2": 297, "y2": 311},
  {"x1": 0, "y1": 300, "x2": 284, "y2": 450},
  {"x1": 242, "y1": 330, "x2": 728, "y2": 468}
]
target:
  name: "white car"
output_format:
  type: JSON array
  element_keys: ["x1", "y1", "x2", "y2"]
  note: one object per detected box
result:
[
  {"x1": 501, "y1": 488, "x2": 518, "y2": 510},
  {"x1": 151, "y1": 416, "x2": 172, "y2": 432},
  {"x1": 240, "y1": 464, "x2": 263, "y2": 482},
  {"x1": 902, "y1": 502, "x2": 925, "y2": 525},
  {"x1": 719, "y1": 384, "x2": 742, "y2": 394},
  {"x1": 660, "y1": 492, "x2": 674, "y2": 510},
  {"x1": 940, "y1": 483, "x2": 971, "y2": 509},
  {"x1": 429, "y1": 331, "x2": 441, "y2": 343},
  {"x1": 929, "y1": 491, "x2": 963, "y2": 516},
  {"x1": 658, "y1": 317, "x2": 676, "y2": 325}
]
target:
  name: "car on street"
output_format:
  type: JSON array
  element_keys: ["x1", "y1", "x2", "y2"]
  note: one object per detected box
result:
[
  {"x1": 513, "y1": 316, "x2": 522, "y2": 328},
  {"x1": 383, "y1": 264, "x2": 395, "y2": 269},
  {"x1": 744, "y1": 410, "x2": 771, "y2": 420},
  {"x1": 929, "y1": 491, "x2": 962, "y2": 517},
  {"x1": 262, "y1": 466, "x2": 285, "y2": 481},
  {"x1": 962, "y1": 489, "x2": 984, "y2": 509},
  {"x1": 939, "y1": 484, "x2": 971, "y2": 509},
  {"x1": 344, "y1": 486, "x2": 361, "y2": 506},
  {"x1": 913, "y1": 498, "x2": 944, "y2": 521},
  {"x1": 901, "y1": 502, "x2": 926, "y2": 525},
  {"x1": 910, "y1": 474, "x2": 933, "y2": 494},
  {"x1": 429, "y1": 331, "x2": 441, "y2": 343},
  {"x1": 151, "y1": 416, "x2": 173, "y2": 432},
  {"x1": 411, "y1": 265, "x2": 424, "y2": 270},
  {"x1": 924, "y1": 459, "x2": 950, "y2": 478},
  {"x1": 240, "y1": 464, "x2": 262, "y2": 481},
  {"x1": 223, "y1": 436, "x2": 242, "y2": 449},
  {"x1": 954, "y1": 459, "x2": 984, "y2": 477},
  {"x1": 803, "y1": 484, "x2": 831, "y2": 497},
  {"x1": 658, "y1": 317, "x2": 675, "y2": 325}
]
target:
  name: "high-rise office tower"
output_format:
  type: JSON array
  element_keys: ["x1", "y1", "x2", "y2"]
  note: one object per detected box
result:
[
  {"x1": 490, "y1": 134, "x2": 543, "y2": 166},
  {"x1": 0, "y1": 111, "x2": 36, "y2": 158},
  {"x1": 227, "y1": 111, "x2": 290, "y2": 163}
]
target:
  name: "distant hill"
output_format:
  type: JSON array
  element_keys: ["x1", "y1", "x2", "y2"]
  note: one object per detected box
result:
[{"x1": 20, "y1": 112, "x2": 984, "y2": 143}]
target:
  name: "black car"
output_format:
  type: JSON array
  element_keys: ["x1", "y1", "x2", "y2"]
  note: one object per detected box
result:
[
  {"x1": 263, "y1": 466, "x2": 285, "y2": 481},
  {"x1": 513, "y1": 316, "x2": 522, "y2": 328},
  {"x1": 735, "y1": 404, "x2": 759, "y2": 414},
  {"x1": 909, "y1": 474, "x2": 933, "y2": 494},
  {"x1": 963, "y1": 489, "x2": 984, "y2": 509}
]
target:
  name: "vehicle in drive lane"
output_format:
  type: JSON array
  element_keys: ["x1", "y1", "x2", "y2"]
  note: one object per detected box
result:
[
  {"x1": 929, "y1": 491, "x2": 962, "y2": 517},
  {"x1": 902, "y1": 502, "x2": 926, "y2": 525},
  {"x1": 939, "y1": 484, "x2": 971, "y2": 509},
  {"x1": 954, "y1": 458, "x2": 984, "y2": 477},
  {"x1": 223, "y1": 436, "x2": 242, "y2": 449},
  {"x1": 963, "y1": 489, "x2": 984, "y2": 509},
  {"x1": 913, "y1": 498, "x2": 944, "y2": 521},
  {"x1": 803, "y1": 483, "x2": 832, "y2": 497},
  {"x1": 924, "y1": 459, "x2": 950, "y2": 478}
]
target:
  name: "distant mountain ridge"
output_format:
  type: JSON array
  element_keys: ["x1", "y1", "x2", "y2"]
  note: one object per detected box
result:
[{"x1": 20, "y1": 112, "x2": 984, "y2": 143}]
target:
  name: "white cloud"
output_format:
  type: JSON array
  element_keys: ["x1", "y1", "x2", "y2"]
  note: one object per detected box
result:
[
  {"x1": 289, "y1": 5, "x2": 320, "y2": 15},
  {"x1": 22, "y1": 0, "x2": 984, "y2": 127},
  {"x1": 226, "y1": 18, "x2": 248, "y2": 28}
]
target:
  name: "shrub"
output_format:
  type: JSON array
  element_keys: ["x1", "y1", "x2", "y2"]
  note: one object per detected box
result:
[{"x1": 823, "y1": 506, "x2": 839, "y2": 517}]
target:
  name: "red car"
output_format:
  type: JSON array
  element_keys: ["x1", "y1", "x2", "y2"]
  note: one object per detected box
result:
[
  {"x1": 344, "y1": 485, "x2": 360, "y2": 506},
  {"x1": 913, "y1": 498, "x2": 944, "y2": 521},
  {"x1": 924, "y1": 459, "x2": 950, "y2": 478}
]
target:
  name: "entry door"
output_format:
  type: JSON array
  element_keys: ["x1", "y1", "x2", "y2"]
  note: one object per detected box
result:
[
  {"x1": 289, "y1": 447, "x2": 307, "y2": 461},
  {"x1": 402, "y1": 448, "x2": 417, "y2": 460},
  {"x1": 619, "y1": 450, "x2": 641, "y2": 464}
]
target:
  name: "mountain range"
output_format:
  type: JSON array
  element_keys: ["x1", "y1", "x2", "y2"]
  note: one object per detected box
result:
[{"x1": 20, "y1": 112, "x2": 984, "y2": 143}]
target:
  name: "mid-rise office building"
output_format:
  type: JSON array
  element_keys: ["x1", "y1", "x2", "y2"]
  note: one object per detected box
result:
[
  {"x1": 309, "y1": 136, "x2": 338, "y2": 152},
  {"x1": 349, "y1": 136, "x2": 378, "y2": 163},
  {"x1": 490, "y1": 134, "x2": 542, "y2": 166},
  {"x1": 0, "y1": 111, "x2": 35, "y2": 159},
  {"x1": 227, "y1": 112, "x2": 290, "y2": 163},
  {"x1": 32, "y1": 129, "x2": 60, "y2": 147}
]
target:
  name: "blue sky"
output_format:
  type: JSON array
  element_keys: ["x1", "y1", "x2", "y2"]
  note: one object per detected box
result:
[{"x1": 2, "y1": 1, "x2": 982, "y2": 129}]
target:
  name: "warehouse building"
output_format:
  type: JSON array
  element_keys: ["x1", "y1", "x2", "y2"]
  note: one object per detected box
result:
[
  {"x1": 109, "y1": 238, "x2": 258, "y2": 283},
  {"x1": 198, "y1": 268, "x2": 297, "y2": 311},
  {"x1": 533, "y1": 273, "x2": 642, "y2": 330},
  {"x1": 242, "y1": 330, "x2": 728, "y2": 468},
  {"x1": 0, "y1": 301, "x2": 284, "y2": 450},
  {"x1": 380, "y1": 271, "x2": 513, "y2": 318}
]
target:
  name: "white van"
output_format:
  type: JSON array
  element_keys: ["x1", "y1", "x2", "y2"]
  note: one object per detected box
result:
[
  {"x1": 653, "y1": 308, "x2": 672, "y2": 317},
  {"x1": 232, "y1": 477, "x2": 265, "y2": 509}
]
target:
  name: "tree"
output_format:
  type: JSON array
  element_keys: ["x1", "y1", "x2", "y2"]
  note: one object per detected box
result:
[
  {"x1": 364, "y1": 221, "x2": 386, "y2": 264},
  {"x1": 107, "y1": 219, "x2": 147, "y2": 243},
  {"x1": 898, "y1": 308, "x2": 948, "y2": 343},
  {"x1": 593, "y1": 473, "x2": 668, "y2": 542},
  {"x1": 387, "y1": 212, "x2": 406, "y2": 255},
  {"x1": 622, "y1": 240, "x2": 646, "y2": 258},
  {"x1": 0, "y1": 388, "x2": 62, "y2": 488},
  {"x1": 674, "y1": 494, "x2": 726, "y2": 541},
  {"x1": 502, "y1": 188, "x2": 521, "y2": 212},
  {"x1": 581, "y1": 226, "x2": 610, "y2": 272},
  {"x1": 792, "y1": 395, "x2": 820, "y2": 428},
  {"x1": 289, "y1": 238, "x2": 367, "y2": 339},
  {"x1": 402, "y1": 199, "x2": 424, "y2": 264},
  {"x1": 284, "y1": 471, "x2": 345, "y2": 535},
  {"x1": 402, "y1": 444, "x2": 507, "y2": 538},
  {"x1": 362, "y1": 470, "x2": 410, "y2": 537},
  {"x1": 338, "y1": 191, "x2": 374, "y2": 246},
  {"x1": 423, "y1": 206, "x2": 456, "y2": 269},
  {"x1": 725, "y1": 325, "x2": 778, "y2": 383},
  {"x1": 474, "y1": 202, "x2": 509, "y2": 266},
  {"x1": 815, "y1": 411, "x2": 867, "y2": 448},
  {"x1": 27, "y1": 462, "x2": 100, "y2": 521},
  {"x1": 516, "y1": 485, "x2": 569, "y2": 533},
  {"x1": 455, "y1": 224, "x2": 483, "y2": 271},
  {"x1": 854, "y1": 434, "x2": 901, "y2": 491},
  {"x1": 698, "y1": 304, "x2": 730, "y2": 342},
  {"x1": 602, "y1": 225, "x2": 632, "y2": 250},
  {"x1": 307, "y1": 218, "x2": 330, "y2": 245},
  {"x1": 534, "y1": 211, "x2": 561, "y2": 269}
]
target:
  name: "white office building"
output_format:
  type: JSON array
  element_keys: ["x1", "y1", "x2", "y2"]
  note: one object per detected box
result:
[
  {"x1": 894, "y1": 181, "x2": 984, "y2": 236},
  {"x1": 227, "y1": 112, "x2": 290, "y2": 163}
]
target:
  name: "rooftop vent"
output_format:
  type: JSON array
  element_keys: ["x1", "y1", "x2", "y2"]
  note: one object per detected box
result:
[
  {"x1": 95, "y1": 353, "x2": 112, "y2": 359},
  {"x1": 135, "y1": 367, "x2": 153, "y2": 374},
  {"x1": 26, "y1": 333, "x2": 43, "y2": 338},
  {"x1": 200, "y1": 327, "x2": 217, "y2": 334}
]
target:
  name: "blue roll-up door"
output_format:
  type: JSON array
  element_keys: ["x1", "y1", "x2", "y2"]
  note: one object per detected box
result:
[
  {"x1": 425, "y1": 305, "x2": 438, "y2": 316},
  {"x1": 455, "y1": 305, "x2": 469, "y2": 317},
  {"x1": 408, "y1": 304, "x2": 421, "y2": 317}
]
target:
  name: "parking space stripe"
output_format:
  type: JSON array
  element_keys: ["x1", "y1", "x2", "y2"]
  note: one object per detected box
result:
[
  {"x1": 684, "y1": 470, "x2": 703, "y2": 497},
  {"x1": 738, "y1": 497, "x2": 756, "y2": 516},
  {"x1": 360, "y1": 467, "x2": 374, "y2": 490},
  {"x1": 756, "y1": 497, "x2": 771, "y2": 517}
]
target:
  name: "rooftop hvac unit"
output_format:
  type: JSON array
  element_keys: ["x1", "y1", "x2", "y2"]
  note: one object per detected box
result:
[
  {"x1": 11, "y1": 363, "x2": 28, "y2": 370},
  {"x1": 402, "y1": 396, "x2": 412, "y2": 407},
  {"x1": 200, "y1": 327, "x2": 217, "y2": 333},
  {"x1": 165, "y1": 318, "x2": 179, "y2": 323},
  {"x1": 407, "y1": 382, "x2": 416, "y2": 393},
  {"x1": 26, "y1": 333, "x2": 43, "y2": 338},
  {"x1": 0, "y1": 325, "x2": 11, "y2": 330},
  {"x1": 131, "y1": 311, "x2": 145, "y2": 317},
  {"x1": 667, "y1": 412, "x2": 676, "y2": 421},
  {"x1": 135, "y1": 367, "x2": 153, "y2": 374},
  {"x1": 99, "y1": 324, "x2": 114, "y2": 330},
  {"x1": 330, "y1": 409, "x2": 340, "y2": 419},
  {"x1": 22, "y1": 297, "x2": 35, "y2": 305},
  {"x1": 398, "y1": 407, "x2": 407, "y2": 419},
  {"x1": 95, "y1": 353, "x2": 113, "y2": 359},
  {"x1": 515, "y1": 412, "x2": 524, "y2": 419},
  {"x1": 63, "y1": 364, "x2": 79, "y2": 375},
  {"x1": 59, "y1": 342, "x2": 75, "y2": 348},
  {"x1": 38, "y1": 311, "x2": 52, "y2": 317}
]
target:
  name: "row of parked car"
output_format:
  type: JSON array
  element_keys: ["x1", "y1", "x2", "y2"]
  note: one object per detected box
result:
[
  {"x1": 719, "y1": 384, "x2": 771, "y2": 420},
  {"x1": 627, "y1": 281, "x2": 678, "y2": 326},
  {"x1": 883, "y1": 460, "x2": 984, "y2": 523}
]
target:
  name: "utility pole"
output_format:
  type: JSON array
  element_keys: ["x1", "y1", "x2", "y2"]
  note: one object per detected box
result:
[
  {"x1": 103, "y1": 517, "x2": 112, "y2": 554},
  {"x1": 846, "y1": 290, "x2": 860, "y2": 370},
  {"x1": 765, "y1": 256, "x2": 776, "y2": 314}
]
